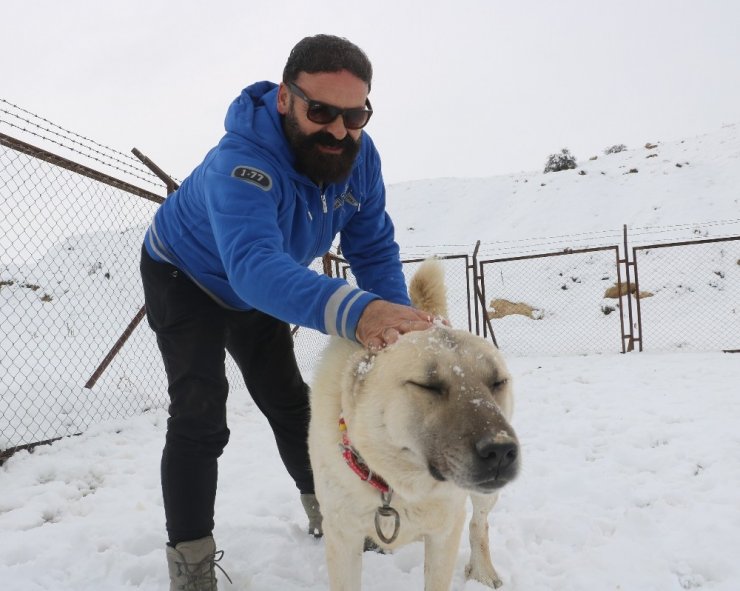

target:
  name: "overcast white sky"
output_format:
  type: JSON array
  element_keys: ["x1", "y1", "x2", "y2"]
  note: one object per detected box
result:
[{"x1": 3, "y1": 0, "x2": 740, "y2": 184}]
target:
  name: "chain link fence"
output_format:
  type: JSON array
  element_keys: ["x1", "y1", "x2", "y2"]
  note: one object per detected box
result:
[
  {"x1": 0, "y1": 135, "x2": 262, "y2": 456},
  {"x1": 1, "y1": 137, "x2": 159, "y2": 453},
  {"x1": 478, "y1": 247, "x2": 626, "y2": 356},
  {"x1": 632, "y1": 237, "x2": 740, "y2": 352},
  {"x1": 2, "y1": 116, "x2": 738, "y2": 459}
]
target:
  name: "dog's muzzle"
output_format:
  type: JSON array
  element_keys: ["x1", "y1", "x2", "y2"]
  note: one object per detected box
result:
[{"x1": 428, "y1": 432, "x2": 520, "y2": 493}]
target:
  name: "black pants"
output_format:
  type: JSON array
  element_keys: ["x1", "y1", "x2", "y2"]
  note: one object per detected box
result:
[{"x1": 140, "y1": 246, "x2": 314, "y2": 545}]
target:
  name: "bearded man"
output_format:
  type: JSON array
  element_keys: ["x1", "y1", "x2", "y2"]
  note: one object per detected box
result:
[{"x1": 139, "y1": 34, "x2": 433, "y2": 590}]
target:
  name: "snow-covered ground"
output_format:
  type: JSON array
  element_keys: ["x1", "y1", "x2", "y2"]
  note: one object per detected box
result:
[
  {"x1": 1, "y1": 123, "x2": 739, "y2": 590},
  {"x1": 2, "y1": 351, "x2": 739, "y2": 591}
]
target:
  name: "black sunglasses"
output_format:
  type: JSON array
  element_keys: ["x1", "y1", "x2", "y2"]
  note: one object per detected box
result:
[{"x1": 287, "y1": 82, "x2": 373, "y2": 130}]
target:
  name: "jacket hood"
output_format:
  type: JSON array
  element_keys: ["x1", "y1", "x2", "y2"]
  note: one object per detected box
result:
[{"x1": 223, "y1": 81, "x2": 296, "y2": 168}]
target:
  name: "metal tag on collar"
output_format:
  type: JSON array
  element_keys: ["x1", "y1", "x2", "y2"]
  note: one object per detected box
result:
[{"x1": 374, "y1": 491, "x2": 400, "y2": 544}]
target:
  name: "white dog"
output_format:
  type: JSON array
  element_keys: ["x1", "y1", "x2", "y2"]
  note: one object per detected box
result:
[{"x1": 308, "y1": 259, "x2": 519, "y2": 590}]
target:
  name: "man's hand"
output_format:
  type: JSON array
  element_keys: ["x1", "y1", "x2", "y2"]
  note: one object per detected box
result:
[{"x1": 355, "y1": 300, "x2": 438, "y2": 351}]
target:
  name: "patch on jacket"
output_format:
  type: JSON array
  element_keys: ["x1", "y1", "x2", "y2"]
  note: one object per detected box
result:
[
  {"x1": 232, "y1": 166, "x2": 272, "y2": 191},
  {"x1": 333, "y1": 189, "x2": 359, "y2": 210}
]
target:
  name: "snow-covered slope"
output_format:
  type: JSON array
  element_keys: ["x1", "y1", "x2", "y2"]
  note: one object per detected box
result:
[{"x1": 387, "y1": 123, "x2": 740, "y2": 255}]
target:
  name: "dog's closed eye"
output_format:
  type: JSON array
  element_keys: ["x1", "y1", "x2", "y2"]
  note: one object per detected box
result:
[
  {"x1": 489, "y1": 379, "x2": 509, "y2": 392},
  {"x1": 407, "y1": 380, "x2": 446, "y2": 396}
]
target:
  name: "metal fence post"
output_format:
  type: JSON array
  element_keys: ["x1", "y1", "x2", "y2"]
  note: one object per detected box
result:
[{"x1": 621, "y1": 225, "x2": 638, "y2": 351}]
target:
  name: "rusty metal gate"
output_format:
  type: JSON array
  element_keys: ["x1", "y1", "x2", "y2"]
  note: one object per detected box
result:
[
  {"x1": 632, "y1": 236, "x2": 740, "y2": 352},
  {"x1": 477, "y1": 246, "x2": 626, "y2": 356}
]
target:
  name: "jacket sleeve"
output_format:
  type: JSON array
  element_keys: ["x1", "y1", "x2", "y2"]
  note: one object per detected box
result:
[
  {"x1": 339, "y1": 144, "x2": 411, "y2": 306},
  {"x1": 203, "y1": 163, "x2": 378, "y2": 341}
]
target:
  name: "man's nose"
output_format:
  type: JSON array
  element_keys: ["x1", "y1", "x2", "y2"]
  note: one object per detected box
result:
[{"x1": 324, "y1": 115, "x2": 348, "y2": 140}]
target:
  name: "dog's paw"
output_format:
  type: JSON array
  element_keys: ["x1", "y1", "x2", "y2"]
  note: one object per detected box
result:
[{"x1": 465, "y1": 562, "x2": 503, "y2": 589}]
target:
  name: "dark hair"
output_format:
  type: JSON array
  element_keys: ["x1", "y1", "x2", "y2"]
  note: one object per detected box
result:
[{"x1": 282, "y1": 34, "x2": 373, "y2": 90}]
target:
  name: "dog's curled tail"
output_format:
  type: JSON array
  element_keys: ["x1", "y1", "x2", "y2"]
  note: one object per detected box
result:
[{"x1": 408, "y1": 258, "x2": 448, "y2": 319}]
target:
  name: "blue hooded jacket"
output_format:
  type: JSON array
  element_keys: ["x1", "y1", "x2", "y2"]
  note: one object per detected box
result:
[{"x1": 143, "y1": 81, "x2": 410, "y2": 341}]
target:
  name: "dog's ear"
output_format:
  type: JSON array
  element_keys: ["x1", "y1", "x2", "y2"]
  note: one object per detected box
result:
[{"x1": 408, "y1": 258, "x2": 448, "y2": 319}]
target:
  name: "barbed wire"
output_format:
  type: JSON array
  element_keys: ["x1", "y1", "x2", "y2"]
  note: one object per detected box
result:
[
  {"x1": 398, "y1": 218, "x2": 740, "y2": 258},
  {"x1": 0, "y1": 99, "x2": 143, "y2": 163},
  {"x1": 629, "y1": 217, "x2": 740, "y2": 234},
  {"x1": 0, "y1": 115, "x2": 161, "y2": 190},
  {"x1": 0, "y1": 99, "x2": 180, "y2": 189}
]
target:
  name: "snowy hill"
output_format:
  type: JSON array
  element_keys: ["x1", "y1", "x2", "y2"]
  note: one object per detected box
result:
[{"x1": 386, "y1": 123, "x2": 740, "y2": 255}]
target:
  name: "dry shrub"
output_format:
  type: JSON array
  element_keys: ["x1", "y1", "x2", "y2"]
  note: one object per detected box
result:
[{"x1": 544, "y1": 148, "x2": 577, "y2": 173}]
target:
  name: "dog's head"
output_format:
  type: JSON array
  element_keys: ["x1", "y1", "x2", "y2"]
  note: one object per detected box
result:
[{"x1": 341, "y1": 325, "x2": 519, "y2": 497}]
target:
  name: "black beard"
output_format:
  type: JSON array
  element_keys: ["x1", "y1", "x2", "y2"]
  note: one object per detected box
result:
[{"x1": 283, "y1": 111, "x2": 361, "y2": 185}]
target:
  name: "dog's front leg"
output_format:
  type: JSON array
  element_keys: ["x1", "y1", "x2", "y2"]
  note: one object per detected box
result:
[
  {"x1": 465, "y1": 492, "x2": 503, "y2": 589},
  {"x1": 323, "y1": 523, "x2": 364, "y2": 591},
  {"x1": 423, "y1": 512, "x2": 466, "y2": 591}
]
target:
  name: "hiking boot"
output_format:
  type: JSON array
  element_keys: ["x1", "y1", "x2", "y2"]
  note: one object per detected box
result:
[
  {"x1": 300, "y1": 493, "x2": 323, "y2": 537},
  {"x1": 166, "y1": 535, "x2": 231, "y2": 591}
]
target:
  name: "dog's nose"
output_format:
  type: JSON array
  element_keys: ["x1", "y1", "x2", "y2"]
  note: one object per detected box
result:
[{"x1": 475, "y1": 435, "x2": 518, "y2": 472}]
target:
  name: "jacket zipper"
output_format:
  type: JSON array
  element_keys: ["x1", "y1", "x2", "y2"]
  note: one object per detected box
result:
[{"x1": 309, "y1": 184, "x2": 330, "y2": 258}]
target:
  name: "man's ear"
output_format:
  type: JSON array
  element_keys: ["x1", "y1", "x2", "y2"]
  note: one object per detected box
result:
[{"x1": 277, "y1": 83, "x2": 290, "y2": 115}]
